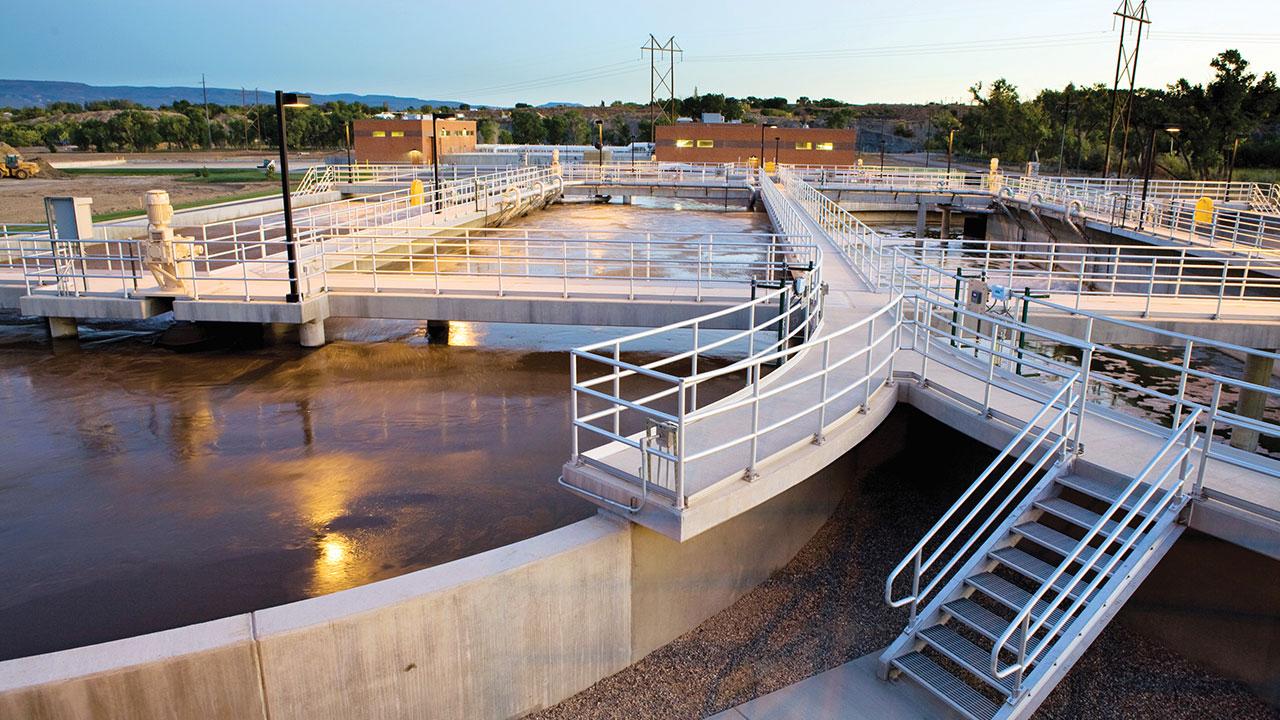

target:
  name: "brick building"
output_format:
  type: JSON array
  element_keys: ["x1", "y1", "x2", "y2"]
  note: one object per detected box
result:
[
  {"x1": 352, "y1": 117, "x2": 477, "y2": 164},
  {"x1": 655, "y1": 123, "x2": 857, "y2": 165}
]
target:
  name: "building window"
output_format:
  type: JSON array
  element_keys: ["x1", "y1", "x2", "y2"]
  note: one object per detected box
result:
[
  {"x1": 390, "y1": 131, "x2": 405, "y2": 138},
  {"x1": 795, "y1": 141, "x2": 813, "y2": 150},
  {"x1": 371, "y1": 131, "x2": 387, "y2": 138},
  {"x1": 696, "y1": 139, "x2": 714, "y2": 148},
  {"x1": 816, "y1": 142, "x2": 834, "y2": 151},
  {"x1": 675, "y1": 139, "x2": 694, "y2": 148}
]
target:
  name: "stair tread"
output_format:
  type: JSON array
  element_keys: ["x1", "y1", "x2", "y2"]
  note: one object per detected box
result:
[
  {"x1": 920, "y1": 624, "x2": 1016, "y2": 695},
  {"x1": 1035, "y1": 497, "x2": 1118, "y2": 532},
  {"x1": 1055, "y1": 474, "x2": 1161, "y2": 515},
  {"x1": 966, "y1": 572, "x2": 1068, "y2": 631},
  {"x1": 1013, "y1": 522, "x2": 1121, "y2": 572},
  {"x1": 945, "y1": 597, "x2": 1051, "y2": 652},
  {"x1": 945, "y1": 598, "x2": 1010, "y2": 642},
  {"x1": 894, "y1": 651, "x2": 1000, "y2": 720},
  {"x1": 990, "y1": 546, "x2": 1083, "y2": 599}
]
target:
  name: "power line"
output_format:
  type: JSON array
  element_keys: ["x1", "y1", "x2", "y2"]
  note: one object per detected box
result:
[{"x1": 688, "y1": 31, "x2": 1110, "y2": 64}]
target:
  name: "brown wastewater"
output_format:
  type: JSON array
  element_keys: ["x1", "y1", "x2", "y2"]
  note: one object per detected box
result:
[{"x1": 0, "y1": 201, "x2": 781, "y2": 660}]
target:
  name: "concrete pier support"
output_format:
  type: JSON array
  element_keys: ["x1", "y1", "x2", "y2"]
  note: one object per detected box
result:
[
  {"x1": 298, "y1": 319, "x2": 326, "y2": 348},
  {"x1": 939, "y1": 208, "x2": 952, "y2": 240},
  {"x1": 47, "y1": 317, "x2": 78, "y2": 339},
  {"x1": 915, "y1": 202, "x2": 927, "y2": 241},
  {"x1": 1230, "y1": 352, "x2": 1276, "y2": 452},
  {"x1": 427, "y1": 319, "x2": 449, "y2": 344}
]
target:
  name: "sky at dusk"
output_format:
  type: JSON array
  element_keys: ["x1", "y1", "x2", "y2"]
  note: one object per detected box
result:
[{"x1": 10, "y1": 0, "x2": 1280, "y2": 105}]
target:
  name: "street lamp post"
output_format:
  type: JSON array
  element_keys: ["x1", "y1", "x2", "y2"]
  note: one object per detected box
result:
[
  {"x1": 759, "y1": 123, "x2": 776, "y2": 169},
  {"x1": 594, "y1": 118, "x2": 605, "y2": 196},
  {"x1": 774, "y1": 135, "x2": 781, "y2": 169},
  {"x1": 1226, "y1": 136, "x2": 1244, "y2": 197},
  {"x1": 275, "y1": 90, "x2": 311, "y2": 303},
  {"x1": 1139, "y1": 124, "x2": 1180, "y2": 230},
  {"x1": 946, "y1": 129, "x2": 956, "y2": 176},
  {"x1": 430, "y1": 113, "x2": 441, "y2": 208},
  {"x1": 594, "y1": 118, "x2": 605, "y2": 173}
]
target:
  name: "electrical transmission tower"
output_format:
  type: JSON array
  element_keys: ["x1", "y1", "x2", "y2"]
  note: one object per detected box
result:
[
  {"x1": 1103, "y1": 0, "x2": 1150, "y2": 178},
  {"x1": 641, "y1": 35, "x2": 682, "y2": 143}
]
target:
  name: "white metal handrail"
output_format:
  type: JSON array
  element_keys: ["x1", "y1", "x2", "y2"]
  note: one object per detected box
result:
[
  {"x1": 1011, "y1": 175, "x2": 1280, "y2": 254},
  {"x1": 889, "y1": 240, "x2": 1280, "y2": 316},
  {"x1": 992, "y1": 408, "x2": 1203, "y2": 691},
  {"x1": 677, "y1": 294, "x2": 901, "y2": 480},
  {"x1": 900, "y1": 289, "x2": 1280, "y2": 478},
  {"x1": 20, "y1": 226, "x2": 797, "y2": 305},
  {"x1": 316, "y1": 231, "x2": 813, "y2": 300},
  {"x1": 884, "y1": 369, "x2": 1082, "y2": 624},
  {"x1": 570, "y1": 281, "x2": 822, "y2": 502},
  {"x1": 776, "y1": 166, "x2": 888, "y2": 286}
]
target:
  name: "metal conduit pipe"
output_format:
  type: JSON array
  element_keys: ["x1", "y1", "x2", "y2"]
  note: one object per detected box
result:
[{"x1": 1063, "y1": 199, "x2": 1086, "y2": 239}]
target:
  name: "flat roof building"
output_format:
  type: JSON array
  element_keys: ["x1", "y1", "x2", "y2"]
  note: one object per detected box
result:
[
  {"x1": 352, "y1": 117, "x2": 477, "y2": 164},
  {"x1": 655, "y1": 123, "x2": 857, "y2": 166}
]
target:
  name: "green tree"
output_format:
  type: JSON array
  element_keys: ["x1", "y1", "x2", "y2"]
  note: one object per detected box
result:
[
  {"x1": 510, "y1": 108, "x2": 546, "y2": 144},
  {"x1": 560, "y1": 110, "x2": 589, "y2": 144},
  {"x1": 476, "y1": 118, "x2": 499, "y2": 144},
  {"x1": 1166, "y1": 50, "x2": 1279, "y2": 178},
  {"x1": 607, "y1": 116, "x2": 633, "y2": 145}
]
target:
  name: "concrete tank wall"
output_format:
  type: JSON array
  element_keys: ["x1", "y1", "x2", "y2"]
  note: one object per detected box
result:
[{"x1": 0, "y1": 456, "x2": 860, "y2": 720}]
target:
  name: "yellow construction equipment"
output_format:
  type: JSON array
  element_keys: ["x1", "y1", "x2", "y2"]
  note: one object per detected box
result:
[{"x1": 1, "y1": 154, "x2": 39, "y2": 180}]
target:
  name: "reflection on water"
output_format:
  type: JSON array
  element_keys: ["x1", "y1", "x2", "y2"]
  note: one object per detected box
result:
[{"x1": 0, "y1": 203, "x2": 770, "y2": 660}]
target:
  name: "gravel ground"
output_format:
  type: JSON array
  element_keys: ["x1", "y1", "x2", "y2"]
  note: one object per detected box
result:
[{"x1": 528, "y1": 412, "x2": 1279, "y2": 720}]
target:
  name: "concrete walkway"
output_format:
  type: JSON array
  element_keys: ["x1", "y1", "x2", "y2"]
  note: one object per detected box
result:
[{"x1": 705, "y1": 653, "x2": 963, "y2": 720}]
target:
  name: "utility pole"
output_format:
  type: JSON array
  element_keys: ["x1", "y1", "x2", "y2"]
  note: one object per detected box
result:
[
  {"x1": 641, "y1": 34, "x2": 682, "y2": 143},
  {"x1": 241, "y1": 87, "x2": 248, "y2": 149},
  {"x1": 1102, "y1": 0, "x2": 1150, "y2": 178},
  {"x1": 1058, "y1": 84, "x2": 1073, "y2": 175},
  {"x1": 201, "y1": 73, "x2": 213, "y2": 150},
  {"x1": 254, "y1": 88, "x2": 262, "y2": 146}
]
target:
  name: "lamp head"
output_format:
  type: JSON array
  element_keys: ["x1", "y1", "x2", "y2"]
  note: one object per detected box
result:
[{"x1": 280, "y1": 93, "x2": 312, "y2": 108}]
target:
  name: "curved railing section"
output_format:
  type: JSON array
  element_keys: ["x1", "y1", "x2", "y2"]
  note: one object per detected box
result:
[{"x1": 568, "y1": 270, "x2": 825, "y2": 506}]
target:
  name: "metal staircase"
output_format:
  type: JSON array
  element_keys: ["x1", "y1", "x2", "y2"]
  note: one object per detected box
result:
[
  {"x1": 1251, "y1": 183, "x2": 1280, "y2": 215},
  {"x1": 881, "y1": 377, "x2": 1206, "y2": 720}
]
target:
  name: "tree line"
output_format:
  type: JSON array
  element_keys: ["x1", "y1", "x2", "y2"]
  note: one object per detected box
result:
[
  {"x1": 930, "y1": 50, "x2": 1279, "y2": 179},
  {"x1": 0, "y1": 99, "x2": 492, "y2": 152}
]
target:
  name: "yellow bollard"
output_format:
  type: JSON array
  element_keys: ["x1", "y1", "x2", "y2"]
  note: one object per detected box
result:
[
  {"x1": 764, "y1": 160, "x2": 776, "y2": 173},
  {"x1": 1193, "y1": 196, "x2": 1214, "y2": 225},
  {"x1": 409, "y1": 178, "x2": 424, "y2": 207}
]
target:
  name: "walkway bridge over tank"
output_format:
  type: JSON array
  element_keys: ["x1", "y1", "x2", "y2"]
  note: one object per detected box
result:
[
  {"x1": 2, "y1": 166, "x2": 810, "y2": 345},
  {"x1": 559, "y1": 167, "x2": 1280, "y2": 720}
]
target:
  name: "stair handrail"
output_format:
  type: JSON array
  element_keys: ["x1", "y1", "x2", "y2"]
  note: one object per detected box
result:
[
  {"x1": 885, "y1": 371, "x2": 1082, "y2": 625},
  {"x1": 993, "y1": 407, "x2": 1204, "y2": 687}
]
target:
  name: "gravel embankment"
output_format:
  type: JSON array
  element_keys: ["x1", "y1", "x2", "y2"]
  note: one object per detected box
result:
[{"x1": 528, "y1": 417, "x2": 1279, "y2": 720}]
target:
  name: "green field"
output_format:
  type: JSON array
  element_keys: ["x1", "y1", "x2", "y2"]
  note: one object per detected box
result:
[{"x1": 66, "y1": 167, "x2": 304, "y2": 184}]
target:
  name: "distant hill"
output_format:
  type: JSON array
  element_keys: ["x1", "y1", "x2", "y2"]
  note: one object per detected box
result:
[{"x1": 0, "y1": 79, "x2": 466, "y2": 110}]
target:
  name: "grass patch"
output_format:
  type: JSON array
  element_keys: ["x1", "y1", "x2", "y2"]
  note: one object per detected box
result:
[
  {"x1": 1231, "y1": 167, "x2": 1280, "y2": 184},
  {"x1": 90, "y1": 188, "x2": 284, "y2": 222},
  {"x1": 66, "y1": 167, "x2": 304, "y2": 184}
]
